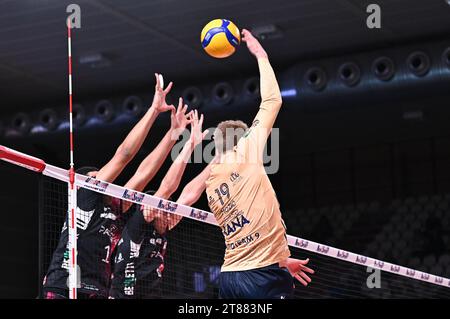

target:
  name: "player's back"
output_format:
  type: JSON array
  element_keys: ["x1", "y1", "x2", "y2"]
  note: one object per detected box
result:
[{"x1": 206, "y1": 149, "x2": 290, "y2": 272}]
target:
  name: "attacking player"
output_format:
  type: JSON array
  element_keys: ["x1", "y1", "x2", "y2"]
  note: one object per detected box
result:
[
  {"x1": 201, "y1": 29, "x2": 314, "y2": 298},
  {"x1": 108, "y1": 110, "x2": 210, "y2": 299},
  {"x1": 42, "y1": 74, "x2": 191, "y2": 299}
]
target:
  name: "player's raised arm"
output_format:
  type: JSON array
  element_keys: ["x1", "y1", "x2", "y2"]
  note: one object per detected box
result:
[
  {"x1": 140, "y1": 111, "x2": 208, "y2": 233},
  {"x1": 177, "y1": 160, "x2": 215, "y2": 207},
  {"x1": 95, "y1": 73, "x2": 175, "y2": 183},
  {"x1": 167, "y1": 158, "x2": 217, "y2": 230},
  {"x1": 156, "y1": 110, "x2": 208, "y2": 200},
  {"x1": 121, "y1": 98, "x2": 192, "y2": 212},
  {"x1": 238, "y1": 29, "x2": 282, "y2": 158}
]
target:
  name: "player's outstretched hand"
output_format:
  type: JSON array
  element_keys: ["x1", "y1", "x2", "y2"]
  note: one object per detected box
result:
[
  {"x1": 189, "y1": 110, "x2": 209, "y2": 147},
  {"x1": 171, "y1": 97, "x2": 193, "y2": 132},
  {"x1": 282, "y1": 258, "x2": 315, "y2": 287},
  {"x1": 151, "y1": 73, "x2": 175, "y2": 113},
  {"x1": 241, "y1": 29, "x2": 268, "y2": 59}
]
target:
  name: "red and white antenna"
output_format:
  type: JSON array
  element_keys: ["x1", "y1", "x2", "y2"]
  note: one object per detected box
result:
[{"x1": 67, "y1": 18, "x2": 78, "y2": 300}]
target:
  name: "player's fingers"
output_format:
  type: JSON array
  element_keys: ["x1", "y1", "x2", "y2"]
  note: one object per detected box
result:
[
  {"x1": 186, "y1": 113, "x2": 194, "y2": 125},
  {"x1": 242, "y1": 29, "x2": 252, "y2": 40},
  {"x1": 154, "y1": 73, "x2": 160, "y2": 88},
  {"x1": 177, "y1": 97, "x2": 183, "y2": 113},
  {"x1": 164, "y1": 81, "x2": 173, "y2": 94},
  {"x1": 199, "y1": 113, "x2": 204, "y2": 127},
  {"x1": 159, "y1": 74, "x2": 164, "y2": 89},
  {"x1": 202, "y1": 129, "x2": 210, "y2": 139},
  {"x1": 298, "y1": 258, "x2": 310, "y2": 265},
  {"x1": 299, "y1": 271, "x2": 312, "y2": 283},
  {"x1": 183, "y1": 104, "x2": 188, "y2": 114},
  {"x1": 301, "y1": 265, "x2": 315, "y2": 274},
  {"x1": 294, "y1": 274, "x2": 308, "y2": 286}
]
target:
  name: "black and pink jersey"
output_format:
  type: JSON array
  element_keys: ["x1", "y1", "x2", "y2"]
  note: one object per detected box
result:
[
  {"x1": 109, "y1": 205, "x2": 167, "y2": 299},
  {"x1": 43, "y1": 188, "x2": 126, "y2": 297}
]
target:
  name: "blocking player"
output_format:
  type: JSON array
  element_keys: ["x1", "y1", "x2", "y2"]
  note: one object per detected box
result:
[
  {"x1": 108, "y1": 110, "x2": 210, "y2": 299},
  {"x1": 42, "y1": 74, "x2": 190, "y2": 299},
  {"x1": 202, "y1": 29, "x2": 314, "y2": 298}
]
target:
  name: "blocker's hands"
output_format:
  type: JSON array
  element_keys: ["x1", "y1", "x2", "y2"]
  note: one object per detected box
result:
[
  {"x1": 171, "y1": 97, "x2": 193, "y2": 132},
  {"x1": 283, "y1": 258, "x2": 315, "y2": 287},
  {"x1": 241, "y1": 29, "x2": 268, "y2": 59},
  {"x1": 189, "y1": 110, "x2": 209, "y2": 147},
  {"x1": 151, "y1": 73, "x2": 175, "y2": 113}
]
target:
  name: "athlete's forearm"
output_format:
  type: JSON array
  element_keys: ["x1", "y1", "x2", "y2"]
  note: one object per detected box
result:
[
  {"x1": 238, "y1": 57, "x2": 282, "y2": 159},
  {"x1": 168, "y1": 163, "x2": 213, "y2": 231},
  {"x1": 121, "y1": 127, "x2": 178, "y2": 213},
  {"x1": 115, "y1": 107, "x2": 159, "y2": 163},
  {"x1": 132, "y1": 127, "x2": 178, "y2": 189},
  {"x1": 177, "y1": 163, "x2": 211, "y2": 206},
  {"x1": 258, "y1": 57, "x2": 282, "y2": 116},
  {"x1": 157, "y1": 140, "x2": 194, "y2": 198},
  {"x1": 123, "y1": 129, "x2": 176, "y2": 204}
]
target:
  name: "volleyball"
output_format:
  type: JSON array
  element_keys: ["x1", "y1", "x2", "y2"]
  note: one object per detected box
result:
[{"x1": 200, "y1": 19, "x2": 240, "y2": 58}]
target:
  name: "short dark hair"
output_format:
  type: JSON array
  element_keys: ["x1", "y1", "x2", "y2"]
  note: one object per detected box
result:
[{"x1": 76, "y1": 166, "x2": 99, "y2": 176}]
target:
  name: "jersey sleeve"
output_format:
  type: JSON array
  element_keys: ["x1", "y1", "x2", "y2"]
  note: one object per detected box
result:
[
  {"x1": 126, "y1": 205, "x2": 150, "y2": 244},
  {"x1": 236, "y1": 58, "x2": 282, "y2": 162}
]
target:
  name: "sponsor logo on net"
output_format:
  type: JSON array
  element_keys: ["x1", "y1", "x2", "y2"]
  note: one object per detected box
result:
[
  {"x1": 294, "y1": 238, "x2": 309, "y2": 248},
  {"x1": 406, "y1": 268, "x2": 415, "y2": 277},
  {"x1": 84, "y1": 177, "x2": 109, "y2": 192},
  {"x1": 356, "y1": 255, "x2": 368, "y2": 264},
  {"x1": 158, "y1": 199, "x2": 178, "y2": 212},
  {"x1": 316, "y1": 244, "x2": 330, "y2": 254},
  {"x1": 122, "y1": 189, "x2": 145, "y2": 203},
  {"x1": 390, "y1": 265, "x2": 401, "y2": 273},
  {"x1": 337, "y1": 250, "x2": 349, "y2": 259},
  {"x1": 373, "y1": 260, "x2": 385, "y2": 269},
  {"x1": 190, "y1": 209, "x2": 209, "y2": 221}
]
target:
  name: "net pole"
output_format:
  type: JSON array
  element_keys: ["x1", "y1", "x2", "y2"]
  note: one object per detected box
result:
[{"x1": 67, "y1": 18, "x2": 77, "y2": 299}]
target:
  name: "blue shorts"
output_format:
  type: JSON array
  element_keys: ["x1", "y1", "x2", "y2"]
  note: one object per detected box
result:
[{"x1": 219, "y1": 263, "x2": 294, "y2": 299}]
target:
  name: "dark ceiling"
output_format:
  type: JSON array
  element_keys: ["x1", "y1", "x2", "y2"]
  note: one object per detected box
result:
[{"x1": 0, "y1": 0, "x2": 450, "y2": 115}]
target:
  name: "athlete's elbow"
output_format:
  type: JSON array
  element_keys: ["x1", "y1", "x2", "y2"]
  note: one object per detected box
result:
[
  {"x1": 115, "y1": 145, "x2": 133, "y2": 164},
  {"x1": 261, "y1": 97, "x2": 282, "y2": 112},
  {"x1": 273, "y1": 91, "x2": 283, "y2": 106},
  {"x1": 274, "y1": 97, "x2": 282, "y2": 109}
]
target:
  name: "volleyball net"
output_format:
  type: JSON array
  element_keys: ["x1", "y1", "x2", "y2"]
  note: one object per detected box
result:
[{"x1": 2, "y1": 145, "x2": 450, "y2": 299}]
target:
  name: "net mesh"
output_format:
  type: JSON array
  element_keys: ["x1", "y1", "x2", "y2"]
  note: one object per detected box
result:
[
  {"x1": 39, "y1": 176, "x2": 68, "y2": 297},
  {"x1": 38, "y1": 176, "x2": 450, "y2": 299}
]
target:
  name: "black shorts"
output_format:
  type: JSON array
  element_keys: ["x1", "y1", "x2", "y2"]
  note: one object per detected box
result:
[{"x1": 219, "y1": 263, "x2": 294, "y2": 299}]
